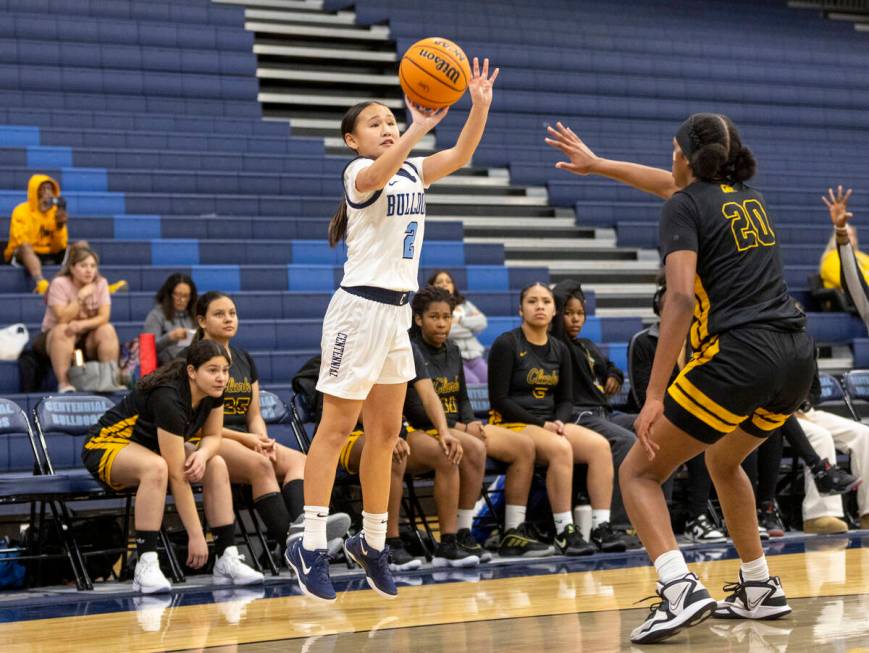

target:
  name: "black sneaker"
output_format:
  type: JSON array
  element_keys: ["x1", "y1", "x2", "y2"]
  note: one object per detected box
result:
[
  {"x1": 590, "y1": 521, "x2": 627, "y2": 553},
  {"x1": 385, "y1": 537, "x2": 422, "y2": 572},
  {"x1": 757, "y1": 501, "x2": 785, "y2": 538},
  {"x1": 457, "y1": 528, "x2": 491, "y2": 563},
  {"x1": 432, "y1": 534, "x2": 480, "y2": 568},
  {"x1": 554, "y1": 523, "x2": 595, "y2": 556},
  {"x1": 685, "y1": 514, "x2": 727, "y2": 544},
  {"x1": 713, "y1": 571, "x2": 792, "y2": 620},
  {"x1": 615, "y1": 527, "x2": 644, "y2": 550},
  {"x1": 498, "y1": 522, "x2": 555, "y2": 558},
  {"x1": 630, "y1": 572, "x2": 717, "y2": 644},
  {"x1": 812, "y1": 458, "x2": 862, "y2": 496}
]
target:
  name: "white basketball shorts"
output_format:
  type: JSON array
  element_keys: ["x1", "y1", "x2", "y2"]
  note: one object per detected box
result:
[{"x1": 316, "y1": 288, "x2": 414, "y2": 400}]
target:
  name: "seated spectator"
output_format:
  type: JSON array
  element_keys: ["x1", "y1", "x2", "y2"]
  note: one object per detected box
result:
[
  {"x1": 144, "y1": 273, "x2": 198, "y2": 365},
  {"x1": 335, "y1": 419, "x2": 418, "y2": 570},
  {"x1": 407, "y1": 286, "x2": 551, "y2": 558},
  {"x1": 488, "y1": 282, "x2": 626, "y2": 554},
  {"x1": 3, "y1": 174, "x2": 76, "y2": 294},
  {"x1": 796, "y1": 367, "x2": 868, "y2": 533},
  {"x1": 194, "y1": 292, "x2": 350, "y2": 554},
  {"x1": 81, "y1": 340, "x2": 264, "y2": 592},
  {"x1": 36, "y1": 244, "x2": 120, "y2": 393},
  {"x1": 429, "y1": 270, "x2": 489, "y2": 383},
  {"x1": 551, "y1": 279, "x2": 637, "y2": 537}
]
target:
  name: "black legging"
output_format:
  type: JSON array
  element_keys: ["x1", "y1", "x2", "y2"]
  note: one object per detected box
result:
[
  {"x1": 742, "y1": 432, "x2": 783, "y2": 505},
  {"x1": 779, "y1": 414, "x2": 822, "y2": 470}
]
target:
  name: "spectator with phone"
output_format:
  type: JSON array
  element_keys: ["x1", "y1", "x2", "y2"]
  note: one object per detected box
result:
[{"x1": 3, "y1": 174, "x2": 83, "y2": 294}]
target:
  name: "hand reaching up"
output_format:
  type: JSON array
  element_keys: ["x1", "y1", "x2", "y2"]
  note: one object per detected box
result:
[
  {"x1": 823, "y1": 185, "x2": 853, "y2": 230},
  {"x1": 545, "y1": 121, "x2": 601, "y2": 175}
]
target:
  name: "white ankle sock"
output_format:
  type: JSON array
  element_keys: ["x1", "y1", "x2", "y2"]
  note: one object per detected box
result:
[
  {"x1": 457, "y1": 509, "x2": 474, "y2": 531},
  {"x1": 591, "y1": 509, "x2": 611, "y2": 528},
  {"x1": 553, "y1": 511, "x2": 573, "y2": 534},
  {"x1": 362, "y1": 511, "x2": 388, "y2": 551},
  {"x1": 740, "y1": 555, "x2": 770, "y2": 582},
  {"x1": 505, "y1": 504, "x2": 526, "y2": 531},
  {"x1": 301, "y1": 505, "x2": 328, "y2": 551},
  {"x1": 654, "y1": 549, "x2": 690, "y2": 584}
]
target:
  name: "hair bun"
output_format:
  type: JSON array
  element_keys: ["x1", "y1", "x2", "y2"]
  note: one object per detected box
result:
[
  {"x1": 730, "y1": 145, "x2": 757, "y2": 183},
  {"x1": 691, "y1": 143, "x2": 729, "y2": 180}
]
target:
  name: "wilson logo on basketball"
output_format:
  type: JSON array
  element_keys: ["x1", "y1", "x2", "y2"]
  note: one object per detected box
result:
[{"x1": 416, "y1": 49, "x2": 461, "y2": 85}]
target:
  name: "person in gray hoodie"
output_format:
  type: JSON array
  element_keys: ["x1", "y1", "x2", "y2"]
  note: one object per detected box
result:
[{"x1": 143, "y1": 273, "x2": 197, "y2": 365}]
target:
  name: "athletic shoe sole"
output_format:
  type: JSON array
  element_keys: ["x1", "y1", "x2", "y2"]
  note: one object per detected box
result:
[
  {"x1": 284, "y1": 548, "x2": 336, "y2": 603},
  {"x1": 499, "y1": 545, "x2": 556, "y2": 558},
  {"x1": 432, "y1": 554, "x2": 481, "y2": 568},
  {"x1": 713, "y1": 603, "x2": 792, "y2": 620},
  {"x1": 343, "y1": 542, "x2": 398, "y2": 600},
  {"x1": 389, "y1": 559, "x2": 423, "y2": 572},
  {"x1": 631, "y1": 598, "x2": 718, "y2": 644},
  {"x1": 132, "y1": 581, "x2": 171, "y2": 594}
]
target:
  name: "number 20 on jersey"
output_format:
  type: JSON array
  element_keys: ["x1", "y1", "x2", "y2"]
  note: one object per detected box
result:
[{"x1": 721, "y1": 199, "x2": 776, "y2": 252}]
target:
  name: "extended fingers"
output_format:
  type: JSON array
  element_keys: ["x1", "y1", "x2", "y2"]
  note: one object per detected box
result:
[{"x1": 472, "y1": 56, "x2": 479, "y2": 78}]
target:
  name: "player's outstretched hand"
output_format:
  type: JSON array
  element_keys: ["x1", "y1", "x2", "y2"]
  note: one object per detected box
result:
[
  {"x1": 634, "y1": 399, "x2": 663, "y2": 461},
  {"x1": 405, "y1": 95, "x2": 448, "y2": 132},
  {"x1": 468, "y1": 57, "x2": 499, "y2": 109},
  {"x1": 545, "y1": 121, "x2": 600, "y2": 175},
  {"x1": 823, "y1": 185, "x2": 854, "y2": 230}
]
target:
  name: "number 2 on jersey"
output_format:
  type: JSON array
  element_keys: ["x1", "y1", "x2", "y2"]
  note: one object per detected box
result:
[
  {"x1": 403, "y1": 221, "x2": 418, "y2": 259},
  {"x1": 721, "y1": 199, "x2": 776, "y2": 252}
]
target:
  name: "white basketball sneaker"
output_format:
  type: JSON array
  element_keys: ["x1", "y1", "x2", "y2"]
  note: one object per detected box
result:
[
  {"x1": 213, "y1": 546, "x2": 265, "y2": 585},
  {"x1": 630, "y1": 572, "x2": 718, "y2": 644},
  {"x1": 132, "y1": 551, "x2": 172, "y2": 594},
  {"x1": 713, "y1": 572, "x2": 792, "y2": 620}
]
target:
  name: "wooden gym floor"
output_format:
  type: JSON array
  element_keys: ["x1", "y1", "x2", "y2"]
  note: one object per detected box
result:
[{"x1": 2, "y1": 533, "x2": 868, "y2": 652}]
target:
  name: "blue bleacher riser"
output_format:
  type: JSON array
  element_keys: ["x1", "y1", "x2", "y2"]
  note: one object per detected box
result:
[
  {"x1": 54, "y1": 216, "x2": 464, "y2": 242},
  {"x1": 3, "y1": 0, "x2": 245, "y2": 28},
  {"x1": 1, "y1": 110, "x2": 288, "y2": 137},
  {"x1": 9, "y1": 289, "x2": 563, "y2": 325},
  {"x1": 0, "y1": 264, "x2": 550, "y2": 294},
  {"x1": 0, "y1": 125, "x2": 39, "y2": 146},
  {"x1": 0, "y1": 15, "x2": 254, "y2": 52},
  {"x1": 0, "y1": 237, "x2": 498, "y2": 267}
]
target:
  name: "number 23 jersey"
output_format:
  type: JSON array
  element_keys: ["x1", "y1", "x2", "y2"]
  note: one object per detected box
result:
[
  {"x1": 341, "y1": 156, "x2": 428, "y2": 292},
  {"x1": 659, "y1": 180, "x2": 805, "y2": 351}
]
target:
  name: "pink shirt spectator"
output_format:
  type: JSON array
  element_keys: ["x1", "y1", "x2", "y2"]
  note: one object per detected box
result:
[{"x1": 41, "y1": 276, "x2": 111, "y2": 332}]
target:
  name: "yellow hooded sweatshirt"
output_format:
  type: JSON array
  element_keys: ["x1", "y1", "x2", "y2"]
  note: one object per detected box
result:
[{"x1": 3, "y1": 174, "x2": 67, "y2": 262}]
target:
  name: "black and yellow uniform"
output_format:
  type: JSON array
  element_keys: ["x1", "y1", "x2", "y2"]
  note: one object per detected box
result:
[
  {"x1": 223, "y1": 345, "x2": 258, "y2": 432},
  {"x1": 660, "y1": 180, "x2": 814, "y2": 443},
  {"x1": 487, "y1": 328, "x2": 573, "y2": 430},
  {"x1": 81, "y1": 377, "x2": 224, "y2": 490},
  {"x1": 337, "y1": 346, "x2": 424, "y2": 472},
  {"x1": 405, "y1": 336, "x2": 475, "y2": 434}
]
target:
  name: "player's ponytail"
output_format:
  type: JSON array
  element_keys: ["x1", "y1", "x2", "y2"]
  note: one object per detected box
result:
[
  {"x1": 328, "y1": 201, "x2": 348, "y2": 247},
  {"x1": 676, "y1": 113, "x2": 756, "y2": 184}
]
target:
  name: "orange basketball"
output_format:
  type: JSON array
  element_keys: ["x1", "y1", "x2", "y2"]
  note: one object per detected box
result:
[{"x1": 399, "y1": 37, "x2": 472, "y2": 110}]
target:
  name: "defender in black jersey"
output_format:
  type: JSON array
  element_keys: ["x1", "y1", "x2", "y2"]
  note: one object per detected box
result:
[
  {"x1": 81, "y1": 340, "x2": 263, "y2": 592},
  {"x1": 547, "y1": 114, "x2": 814, "y2": 643},
  {"x1": 193, "y1": 292, "x2": 349, "y2": 558},
  {"x1": 407, "y1": 286, "x2": 551, "y2": 558},
  {"x1": 488, "y1": 283, "x2": 626, "y2": 554}
]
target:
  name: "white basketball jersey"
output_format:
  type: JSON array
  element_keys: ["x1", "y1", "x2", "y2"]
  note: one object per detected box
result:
[{"x1": 339, "y1": 156, "x2": 428, "y2": 292}]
